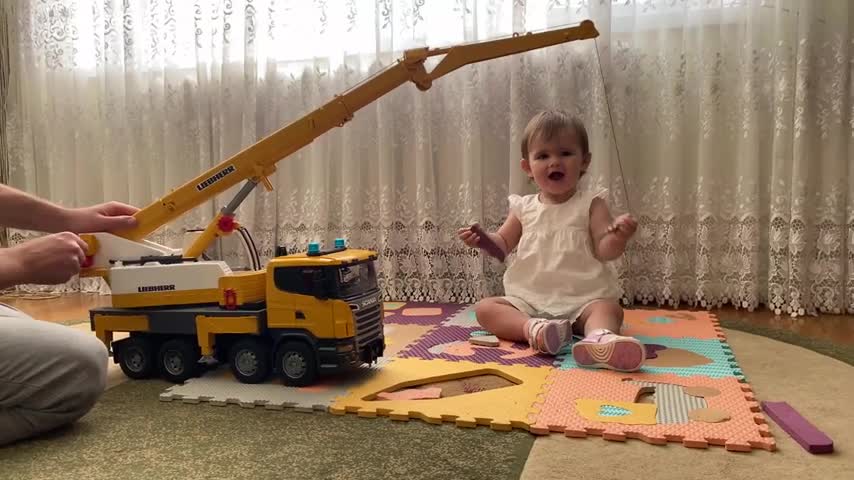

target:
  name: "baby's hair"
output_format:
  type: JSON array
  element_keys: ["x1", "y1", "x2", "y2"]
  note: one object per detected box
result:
[{"x1": 520, "y1": 110, "x2": 589, "y2": 160}]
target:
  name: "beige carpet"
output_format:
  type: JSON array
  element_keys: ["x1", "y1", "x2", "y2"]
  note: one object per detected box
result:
[{"x1": 520, "y1": 329, "x2": 852, "y2": 480}]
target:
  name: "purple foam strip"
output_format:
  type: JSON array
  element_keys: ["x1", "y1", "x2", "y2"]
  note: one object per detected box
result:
[
  {"x1": 761, "y1": 401, "x2": 833, "y2": 454},
  {"x1": 383, "y1": 302, "x2": 465, "y2": 326},
  {"x1": 397, "y1": 325, "x2": 554, "y2": 368}
]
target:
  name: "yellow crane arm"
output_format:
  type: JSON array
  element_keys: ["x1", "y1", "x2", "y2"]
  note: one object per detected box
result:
[{"x1": 110, "y1": 20, "x2": 599, "y2": 251}]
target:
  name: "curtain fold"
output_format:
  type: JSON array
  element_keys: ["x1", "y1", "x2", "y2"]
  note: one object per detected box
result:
[{"x1": 3, "y1": 0, "x2": 852, "y2": 316}]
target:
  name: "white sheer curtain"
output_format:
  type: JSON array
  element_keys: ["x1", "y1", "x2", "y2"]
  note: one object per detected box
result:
[{"x1": 2, "y1": 0, "x2": 851, "y2": 316}]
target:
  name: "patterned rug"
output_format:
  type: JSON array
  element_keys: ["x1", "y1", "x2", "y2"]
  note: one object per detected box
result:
[{"x1": 159, "y1": 302, "x2": 776, "y2": 453}]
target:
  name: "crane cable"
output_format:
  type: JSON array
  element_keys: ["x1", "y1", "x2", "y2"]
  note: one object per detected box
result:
[
  {"x1": 592, "y1": 35, "x2": 634, "y2": 311},
  {"x1": 593, "y1": 36, "x2": 632, "y2": 214}
]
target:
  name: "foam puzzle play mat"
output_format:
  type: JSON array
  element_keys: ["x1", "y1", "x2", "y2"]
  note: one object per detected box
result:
[{"x1": 159, "y1": 302, "x2": 777, "y2": 453}]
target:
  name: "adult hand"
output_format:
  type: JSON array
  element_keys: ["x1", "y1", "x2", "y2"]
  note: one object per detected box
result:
[
  {"x1": 0, "y1": 232, "x2": 89, "y2": 285},
  {"x1": 66, "y1": 201, "x2": 139, "y2": 233}
]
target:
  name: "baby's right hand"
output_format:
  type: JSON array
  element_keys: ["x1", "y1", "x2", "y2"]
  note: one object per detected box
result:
[
  {"x1": 458, "y1": 223, "x2": 506, "y2": 261},
  {"x1": 457, "y1": 226, "x2": 482, "y2": 248}
]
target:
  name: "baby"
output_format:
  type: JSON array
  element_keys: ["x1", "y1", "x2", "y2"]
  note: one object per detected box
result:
[{"x1": 458, "y1": 110, "x2": 645, "y2": 372}]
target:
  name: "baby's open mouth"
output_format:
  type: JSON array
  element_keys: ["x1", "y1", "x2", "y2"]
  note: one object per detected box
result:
[{"x1": 548, "y1": 171, "x2": 565, "y2": 181}]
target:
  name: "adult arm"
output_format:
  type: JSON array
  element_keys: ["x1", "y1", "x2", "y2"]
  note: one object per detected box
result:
[{"x1": 0, "y1": 184, "x2": 138, "y2": 233}]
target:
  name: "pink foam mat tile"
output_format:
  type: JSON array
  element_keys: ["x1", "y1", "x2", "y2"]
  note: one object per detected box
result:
[{"x1": 528, "y1": 369, "x2": 775, "y2": 453}]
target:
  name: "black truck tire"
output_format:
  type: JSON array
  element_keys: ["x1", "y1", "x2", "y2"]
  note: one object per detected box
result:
[
  {"x1": 115, "y1": 335, "x2": 156, "y2": 379},
  {"x1": 157, "y1": 337, "x2": 202, "y2": 383},
  {"x1": 274, "y1": 340, "x2": 318, "y2": 387},
  {"x1": 228, "y1": 336, "x2": 272, "y2": 384}
]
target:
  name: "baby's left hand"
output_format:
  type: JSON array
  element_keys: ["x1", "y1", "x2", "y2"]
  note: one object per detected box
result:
[{"x1": 608, "y1": 214, "x2": 637, "y2": 240}]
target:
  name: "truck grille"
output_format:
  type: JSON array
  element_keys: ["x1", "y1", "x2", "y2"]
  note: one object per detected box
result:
[{"x1": 352, "y1": 302, "x2": 383, "y2": 347}]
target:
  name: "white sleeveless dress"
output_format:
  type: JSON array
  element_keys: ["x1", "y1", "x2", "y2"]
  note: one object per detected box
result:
[{"x1": 501, "y1": 188, "x2": 622, "y2": 322}]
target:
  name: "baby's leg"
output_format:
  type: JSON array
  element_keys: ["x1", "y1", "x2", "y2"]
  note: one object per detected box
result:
[
  {"x1": 570, "y1": 300, "x2": 645, "y2": 372},
  {"x1": 474, "y1": 297, "x2": 564, "y2": 355}
]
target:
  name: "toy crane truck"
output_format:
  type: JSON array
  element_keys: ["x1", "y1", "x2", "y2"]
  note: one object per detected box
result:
[{"x1": 80, "y1": 21, "x2": 600, "y2": 387}]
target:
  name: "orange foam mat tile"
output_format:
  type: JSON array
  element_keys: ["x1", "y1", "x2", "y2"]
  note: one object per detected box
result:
[
  {"x1": 528, "y1": 369, "x2": 776, "y2": 453},
  {"x1": 620, "y1": 308, "x2": 725, "y2": 340}
]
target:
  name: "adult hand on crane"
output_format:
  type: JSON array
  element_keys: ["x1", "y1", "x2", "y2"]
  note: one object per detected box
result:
[
  {"x1": 0, "y1": 185, "x2": 140, "y2": 288},
  {"x1": 64, "y1": 201, "x2": 139, "y2": 234}
]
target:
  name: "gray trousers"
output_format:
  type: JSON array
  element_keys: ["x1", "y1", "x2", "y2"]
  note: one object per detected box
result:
[{"x1": 0, "y1": 303, "x2": 108, "y2": 447}]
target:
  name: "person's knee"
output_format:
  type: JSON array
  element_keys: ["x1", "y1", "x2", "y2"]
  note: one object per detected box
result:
[
  {"x1": 62, "y1": 333, "x2": 109, "y2": 416},
  {"x1": 473, "y1": 298, "x2": 508, "y2": 329}
]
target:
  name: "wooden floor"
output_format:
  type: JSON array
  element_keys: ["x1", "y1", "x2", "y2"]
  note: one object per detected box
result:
[{"x1": 2, "y1": 293, "x2": 854, "y2": 346}]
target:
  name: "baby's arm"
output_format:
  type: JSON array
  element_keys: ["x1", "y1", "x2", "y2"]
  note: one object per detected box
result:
[
  {"x1": 589, "y1": 197, "x2": 637, "y2": 261},
  {"x1": 458, "y1": 212, "x2": 522, "y2": 262}
]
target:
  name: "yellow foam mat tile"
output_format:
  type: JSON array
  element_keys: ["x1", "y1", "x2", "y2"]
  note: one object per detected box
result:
[{"x1": 328, "y1": 357, "x2": 551, "y2": 431}]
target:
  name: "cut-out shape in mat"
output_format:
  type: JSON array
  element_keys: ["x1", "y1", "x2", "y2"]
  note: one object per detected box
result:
[
  {"x1": 575, "y1": 399, "x2": 655, "y2": 424},
  {"x1": 159, "y1": 358, "x2": 392, "y2": 412},
  {"x1": 384, "y1": 303, "x2": 466, "y2": 325},
  {"x1": 376, "y1": 387, "x2": 442, "y2": 400},
  {"x1": 528, "y1": 370, "x2": 775, "y2": 452},
  {"x1": 620, "y1": 309, "x2": 724, "y2": 340},
  {"x1": 398, "y1": 325, "x2": 554, "y2": 368},
  {"x1": 370, "y1": 373, "x2": 514, "y2": 400},
  {"x1": 555, "y1": 336, "x2": 744, "y2": 380},
  {"x1": 626, "y1": 381, "x2": 708, "y2": 424},
  {"x1": 600, "y1": 405, "x2": 632, "y2": 416},
  {"x1": 330, "y1": 358, "x2": 552, "y2": 431},
  {"x1": 384, "y1": 302, "x2": 406, "y2": 310}
]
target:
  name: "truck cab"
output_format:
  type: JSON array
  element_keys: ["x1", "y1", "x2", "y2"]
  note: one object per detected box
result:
[{"x1": 259, "y1": 242, "x2": 385, "y2": 386}]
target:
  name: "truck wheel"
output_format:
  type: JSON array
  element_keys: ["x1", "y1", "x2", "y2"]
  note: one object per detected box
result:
[
  {"x1": 157, "y1": 337, "x2": 201, "y2": 383},
  {"x1": 228, "y1": 337, "x2": 271, "y2": 384},
  {"x1": 275, "y1": 341, "x2": 317, "y2": 387},
  {"x1": 116, "y1": 336, "x2": 156, "y2": 379}
]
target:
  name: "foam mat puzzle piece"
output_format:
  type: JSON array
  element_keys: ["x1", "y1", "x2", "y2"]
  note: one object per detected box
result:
[
  {"x1": 403, "y1": 307, "x2": 444, "y2": 316},
  {"x1": 628, "y1": 380, "x2": 708, "y2": 424},
  {"x1": 528, "y1": 369, "x2": 775, "y2": 452},
  {"x1": 398, "y1": 324, "x2": 554, "y2": 368},
  {"x1": 575, "y1": 399, "x2": 657, "y2": 424},
  {"x1": 620, "y1": 309, "x2": 725, "y2": 340},
  {"x1": 328, "y1": 357, "x2": 552, "y2": 431},
  {"x1": 555, "y1": 335, "x2": 745, "y2": 380},
  {"x1": 385, "y1": 303, "x2": 468, "y2": 326},
  {"x1": 384, "y1": 302, "x2": 406, "y2": 310},
  {"x1": 442, "y1": 305, "x2": 480, "y2": 328},
  {"x1": 383, "y1": 323, "x2": 438, "y2": 357},
  {"x1": 159, "y1": 358, "x2": 392, "y2": 412}
]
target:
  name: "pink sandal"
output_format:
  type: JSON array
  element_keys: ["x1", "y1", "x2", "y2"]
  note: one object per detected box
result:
[
  {"x1": 525, "y1": 318, "x2": 568, "y2": 355},
  {"x1": 571, "y1": 329, "x2": 645, "y2": 372}
]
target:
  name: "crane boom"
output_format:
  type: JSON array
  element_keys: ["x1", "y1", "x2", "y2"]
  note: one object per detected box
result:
[{"x1": 112, "y1": 20, "x2": 599, "y2": 244}]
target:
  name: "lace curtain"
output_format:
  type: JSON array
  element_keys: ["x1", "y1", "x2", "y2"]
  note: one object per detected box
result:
[{"x1": 2, "y1": 0, "x2": 852, "y2": 316}]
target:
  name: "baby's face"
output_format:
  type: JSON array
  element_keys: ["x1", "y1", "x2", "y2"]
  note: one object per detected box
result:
[{"x1": 522, "y1": 128, "x2": 590, "y2": 203}]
